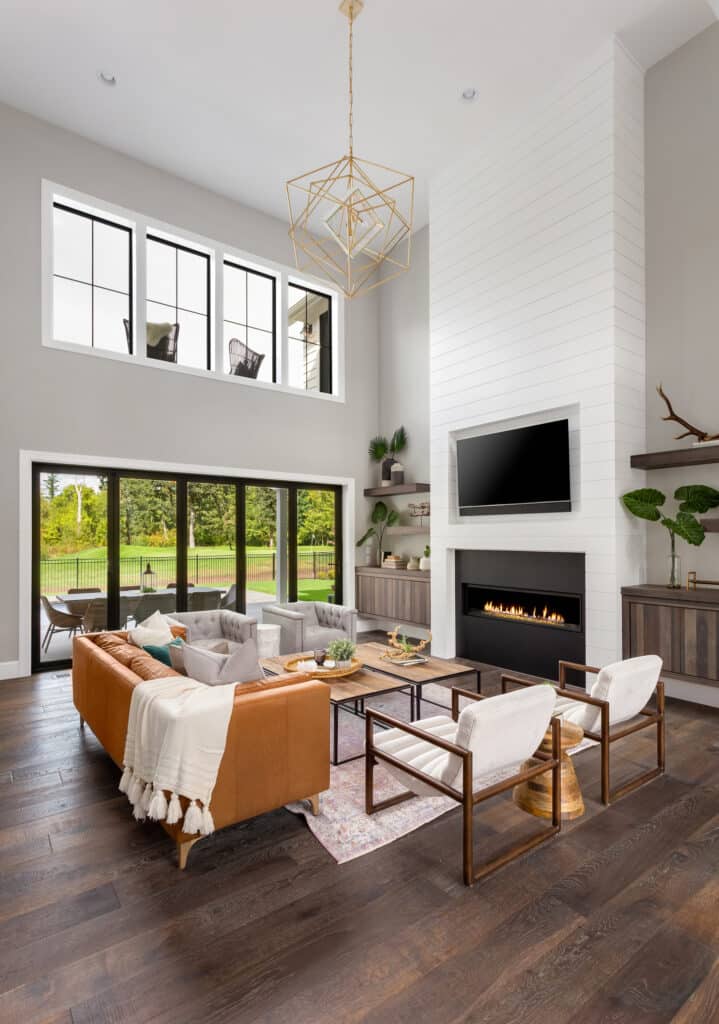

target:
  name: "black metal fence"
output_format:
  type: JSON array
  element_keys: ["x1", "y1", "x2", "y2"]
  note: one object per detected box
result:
[{"x1": 40, "y1": 550, "x2": 335, "y2": 593}]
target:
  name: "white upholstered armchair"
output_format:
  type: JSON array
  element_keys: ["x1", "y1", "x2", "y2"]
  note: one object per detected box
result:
[
  {"x1": 262, "y1": 601, "x2": 358, "y2": 655},
  {"x1": 366, "y1": 685, "x2": 560, "y2": 886},
  {"x1": 502, "y1": 655, "x2": 665, "y2": 806}
]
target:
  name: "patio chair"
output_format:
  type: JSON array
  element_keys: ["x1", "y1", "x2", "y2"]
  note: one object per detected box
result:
[
  {"x1": 366, "y1": 685, "x2": 560, "y2": 886},
  {"x1": 502, "y1": 655, "x2": 665, "y2": 805},
  {"x1": 40, "y1": 595, "x2": 84, "y2": 653},
  {"x1": 82, "y1": 598, "x2": 107, "y2": 634},
  {"x1": 124, "y1": 319, "x2": 179, "y2": 362},
  {"x1": 229, "y1": 338, "x2": 265, "y2": 379},
  {"x1": 221, "y1": 583, "x2": 237, "y2": 609}
]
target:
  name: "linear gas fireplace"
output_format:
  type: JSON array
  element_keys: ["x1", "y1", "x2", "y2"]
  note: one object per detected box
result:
[
  {"x1": 463, "y1": 584, "x2": 582, "y2": 632},
  {"x1": 456, "y1": 550, "x2": 585, "y2": 679}
]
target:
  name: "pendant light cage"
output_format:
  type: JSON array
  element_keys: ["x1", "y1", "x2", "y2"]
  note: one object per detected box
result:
[{"x1": 286, "y1": 0, "x2": 414, "y2": 299}]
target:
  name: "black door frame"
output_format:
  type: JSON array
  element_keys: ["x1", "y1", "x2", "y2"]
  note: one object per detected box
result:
[{"x1": 31, "y1": 463, "x2": 343, "y2": 672}]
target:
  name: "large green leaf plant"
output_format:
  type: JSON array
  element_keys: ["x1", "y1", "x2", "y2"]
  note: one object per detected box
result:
[
  {"x1": 356, "y1": 500, "x2": 399, "y2": 561},
  {"x1": 621, "y1": 485, "x2": 719, "y2": 584}
]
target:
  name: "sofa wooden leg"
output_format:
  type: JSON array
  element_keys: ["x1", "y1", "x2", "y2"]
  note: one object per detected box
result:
[
  {"x1": 308, "y1": 794, "x2": 320, "y2": 816},
  {"x1": 79, "y1": 715, "x2": 84, "y2": 728},
  {"x1": 177, "y1": 837, "x2": 200, "y2": 870}
]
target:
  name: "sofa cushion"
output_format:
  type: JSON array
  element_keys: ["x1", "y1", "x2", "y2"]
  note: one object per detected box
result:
[
  {"x1": 305, "y1": 625, "x2": 346, "y2": 648},
  {"x1": 94, "y1": 633, "x2": 140, "y2": 668},
  {"x1": 143, "y1": 639, "x2": 183, "y2": 667},
  {"x1": 184, "y1": 639, "x2": 262, "y2": 685},
  {"x1": 129, "y1": 610, "x2": 174, "y2": 647}
]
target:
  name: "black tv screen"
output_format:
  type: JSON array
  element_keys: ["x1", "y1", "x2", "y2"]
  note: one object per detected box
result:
[{"x1": 457, "y1": 419, "x2": 571, "y2": 515}]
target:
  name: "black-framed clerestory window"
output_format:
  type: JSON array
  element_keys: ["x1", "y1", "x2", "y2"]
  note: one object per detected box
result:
[
  {"x1": 146, "y1": 234, "x2": 212, "y2": 370},
  {"x1": 52, "y1": 202, "x2": 133, "y2": 354},
  {"x1": 223, "y1": 260, "x2": 277, "y2": 382},
  {"x1": 287, "y1": 283, "x2": 332, "y2": 394}
]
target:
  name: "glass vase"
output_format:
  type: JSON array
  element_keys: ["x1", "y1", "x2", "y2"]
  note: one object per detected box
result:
[{"x1": 668, "y1": 551, "x2": 681, "y2": 589}]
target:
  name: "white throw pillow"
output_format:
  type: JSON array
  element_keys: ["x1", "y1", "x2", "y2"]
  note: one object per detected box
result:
[
  {"x1": 129, "y1": 609, "x2": 174, "y2": 648},
  {"x1": 168, "y1": 639, "x2": 186, "y2": 674},
  {"x1": 183, "y1": 639, "x2": 261, "y2": 686}
]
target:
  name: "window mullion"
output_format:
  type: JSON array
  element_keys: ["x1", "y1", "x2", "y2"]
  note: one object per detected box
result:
[
  {"x1": 279, "y1": 270, "x2": 289, "y2": 387},
  {"x1": 134, "y1": 220, "x2": 147, "y2": 360},
  {"x1": 214, "y1": 250, "x2": 224, "y2": 375}
]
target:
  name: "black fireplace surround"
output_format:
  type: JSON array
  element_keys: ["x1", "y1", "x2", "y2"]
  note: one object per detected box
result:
[{"x1": 456, "y1": 550, "x2": 586, "y2": 679}]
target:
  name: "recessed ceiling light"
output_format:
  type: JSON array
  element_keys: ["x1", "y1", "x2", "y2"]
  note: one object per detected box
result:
[
  {"x1": 97, "y1": 71, "x2": 117, "y2": 87},
  {"x1": 461, "y1": 87, "x2": 477, "y2": 102}
]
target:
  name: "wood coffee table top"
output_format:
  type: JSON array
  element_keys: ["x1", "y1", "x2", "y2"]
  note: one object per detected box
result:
[
  {"x1": 355, "y1": 642, "x2": 475, "y2": 684},
  {"x1": 260, "y1": 653, "x2": 410, "y2": 704}
]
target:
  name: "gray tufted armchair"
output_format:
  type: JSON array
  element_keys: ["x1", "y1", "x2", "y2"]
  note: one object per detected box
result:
[
  {"x1": 261, "y1": 601, "x2": 357, "y2": 655},
  {"x1": 170, "y1": 608, "x2": 257, "y2": 650}
]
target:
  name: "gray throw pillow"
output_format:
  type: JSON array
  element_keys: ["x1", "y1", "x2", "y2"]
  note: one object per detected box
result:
[{"x1": 183, "y1": 639, "x2": 261, "y2": 685}]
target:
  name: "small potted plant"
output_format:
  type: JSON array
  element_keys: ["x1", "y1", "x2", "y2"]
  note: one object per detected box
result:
[
  {"x1": 368, "y1": 426, "x2": 408, "y2": 486},
  {"x1": 419, "y1": 544, "x2": 431, "y2": 572},
  {"x1": 327, "y1": 638, "x2": 356, "y2": 669}
]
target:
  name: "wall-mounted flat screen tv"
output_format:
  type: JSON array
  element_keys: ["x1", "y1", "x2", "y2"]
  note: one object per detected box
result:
[{"x1": 457, "y1": 419, "x2": 571, "y2": 515}]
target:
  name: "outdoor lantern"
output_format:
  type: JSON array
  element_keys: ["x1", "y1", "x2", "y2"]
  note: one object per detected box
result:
[{"x1": 141, "y1": 561, "x2": 157, "y2": 593}]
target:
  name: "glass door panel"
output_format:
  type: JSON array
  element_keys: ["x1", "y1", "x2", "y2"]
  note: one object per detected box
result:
[
  {"x1": 245, "y1": 485, "x2": 289, "y2": 620},
  {"x1": 187, "y1": 482, "x2": 236, "y2": 611},
  {"x1": 37, "y1": 470, "x2": 108, "y2": 664},
  {"x1": 119, "y1": 476, "x2": 177, "y2": 625},
  {"x1": 296, "y1": 488, "x2": 337, "y2": 603}
]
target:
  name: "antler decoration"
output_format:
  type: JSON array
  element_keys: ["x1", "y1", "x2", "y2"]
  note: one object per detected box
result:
[
  {"x1": 657, "y1": 384, "x2": 719, "y2": 443},
  {"x1": 383, "y1": 626, "x2": 431, "y2": 661}
]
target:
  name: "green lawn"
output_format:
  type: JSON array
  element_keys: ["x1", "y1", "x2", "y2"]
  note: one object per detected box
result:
[{"x1": 249, "y1": 579, "x2": 334, "y2": 602}]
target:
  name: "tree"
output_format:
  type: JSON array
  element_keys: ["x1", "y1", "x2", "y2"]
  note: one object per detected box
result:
[{"x1": 43, "y1": 473, "x2": 60, "y2": 500}]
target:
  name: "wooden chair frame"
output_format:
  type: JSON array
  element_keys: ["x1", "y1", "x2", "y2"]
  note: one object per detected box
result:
[
  {"x1": 365, "y1": 687, "x2": 561, "y2": 886},
  {"x1": 501, "y1": 661, "x2": 666, "y2": 806}
]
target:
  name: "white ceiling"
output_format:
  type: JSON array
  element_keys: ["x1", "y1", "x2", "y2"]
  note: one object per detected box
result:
[{"x1": 0, "y1": 0, "x2": 715, "y2": 229}]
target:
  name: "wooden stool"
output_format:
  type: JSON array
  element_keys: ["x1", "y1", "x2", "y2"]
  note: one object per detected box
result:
[{"x1": 513, "y1": 717, "x2": 585, "y2": 821}]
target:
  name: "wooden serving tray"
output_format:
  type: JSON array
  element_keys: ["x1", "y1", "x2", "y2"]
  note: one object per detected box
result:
[{"x1": 283, "y1": 656, "x2": 362, "y2": 679}]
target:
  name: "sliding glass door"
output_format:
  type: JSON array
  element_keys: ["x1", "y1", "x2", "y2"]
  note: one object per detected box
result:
[
  {"x1": 119, "y1": 476, "x2": 178, "y2": 625},
  {"x1": 296, "y1": 488, "x2": 338, "y2": 603},
  {"x1": 32, "y1": 466, "x2": 342, "y2": 671},
  {"x1": 245, "y1": 485, "x2": 289, "y2": 621},
  {"x1": 187, "y1": 481, "x2": 237, "y2": 611},
  {"x1": 35, "y1": 469, "x2": 109, "y2": 665}
]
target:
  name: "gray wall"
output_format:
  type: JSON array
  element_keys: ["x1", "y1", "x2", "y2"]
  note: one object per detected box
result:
[
  {"x1": 372, "y1": 227, "x2": 430, "y2": 560},
  {"x1": 0, "y1": 101, "x2": 379, "y2": 667},
  {"x1": 645, "y1": 24, "x2": 719, "y2": 582}
]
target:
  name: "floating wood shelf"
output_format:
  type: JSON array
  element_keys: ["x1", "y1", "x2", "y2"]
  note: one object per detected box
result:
[
  {"x1": 630, "y1": 447, "x2": 719, "y2": 470},
  {"x1": 363, "y1": 483, "x2": 430, "y2": 497},
  {"x1": 385, "y1": 525, "x2": 430, "y2": 535},
  {"x1": 700, "y1": 519, "x2": 719, "y2": 533}
]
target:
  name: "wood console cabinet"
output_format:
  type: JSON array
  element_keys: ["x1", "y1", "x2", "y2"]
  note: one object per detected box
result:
[
  {"x1": 622, "y1": 584, "x2": 719, "y2": 688},
  {"x1": 355, "y1": 566, "x2": 430, "y2": 628}
]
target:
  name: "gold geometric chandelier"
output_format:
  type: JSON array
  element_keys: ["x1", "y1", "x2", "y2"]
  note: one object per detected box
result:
[{"x1": 286, "y1": 0, "x2": 414, "y2": 299}]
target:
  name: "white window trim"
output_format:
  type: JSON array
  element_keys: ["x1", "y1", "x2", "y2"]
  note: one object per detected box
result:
[{"x1": 41, "y1": 180, "x2": 345, "y2": 403}]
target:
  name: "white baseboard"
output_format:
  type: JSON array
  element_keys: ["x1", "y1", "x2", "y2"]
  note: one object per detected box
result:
[
  {"x1": 0, "y1": 661, "x2": 21, "y2": 681},
  {"x1": 664, "y1": 675, "x2": 719, "y2": 710}
]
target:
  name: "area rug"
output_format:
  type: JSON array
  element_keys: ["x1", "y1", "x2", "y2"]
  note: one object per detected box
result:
[{"x1": 286, "y1": 759, "x2": 455, "y2": 864}]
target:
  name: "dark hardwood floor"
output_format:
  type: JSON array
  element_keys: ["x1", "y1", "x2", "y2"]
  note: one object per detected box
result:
[{"x1": 0, "y1": 656, "x2": 718, "y2": 1023}]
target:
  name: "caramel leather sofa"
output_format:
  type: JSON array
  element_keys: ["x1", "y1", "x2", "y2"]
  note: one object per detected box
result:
[{"x1": 72, "y1": 630, "x2": 330, "y2": 868}]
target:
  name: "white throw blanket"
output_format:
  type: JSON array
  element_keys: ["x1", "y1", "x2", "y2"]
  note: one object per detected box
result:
[{"x1": 119, "y1": 677, "x2": 235, "y2": 836}]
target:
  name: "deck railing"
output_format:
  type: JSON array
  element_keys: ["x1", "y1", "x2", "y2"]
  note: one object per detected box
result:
[{"x1": 40, "y1": 550, "x2": 335, "y2": 594}]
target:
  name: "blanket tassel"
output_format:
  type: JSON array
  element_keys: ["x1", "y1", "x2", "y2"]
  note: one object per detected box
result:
[
  {"x1": 200, "y1": 805, "x2": 215, "y2": 836},
  {"x1": 182, "y1": 800, "x2": 203, "y2": 835},
  {"x1": 128, "y1": 774, "x2": 144, "y2": 806},
  {"x1": 140, "y1": 783, "x2": 153, "y2": 813},
  {"x1": 166, "y1": 792, "x2": 182, "y2": 825},
  {"x1": 118, "y1": 765, "x2": 132, "y2": 794},
  {"x1": 148, "y1": 787, "x2": 168, "y2": 821}
]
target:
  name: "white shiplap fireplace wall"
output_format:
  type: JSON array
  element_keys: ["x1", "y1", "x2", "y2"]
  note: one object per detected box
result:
[{"x1": 429, "y1": 40, "x2": 647, "y2": 666}]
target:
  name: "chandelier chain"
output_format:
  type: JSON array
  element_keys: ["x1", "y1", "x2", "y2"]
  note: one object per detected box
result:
[{"x1": 348, "y1": 3, "x2": 354, "y2": 158}]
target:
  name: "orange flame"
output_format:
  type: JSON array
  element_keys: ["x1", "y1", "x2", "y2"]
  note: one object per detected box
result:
[{"x1": 482, "y1": 600, "x2": 565, "y2": 626}]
